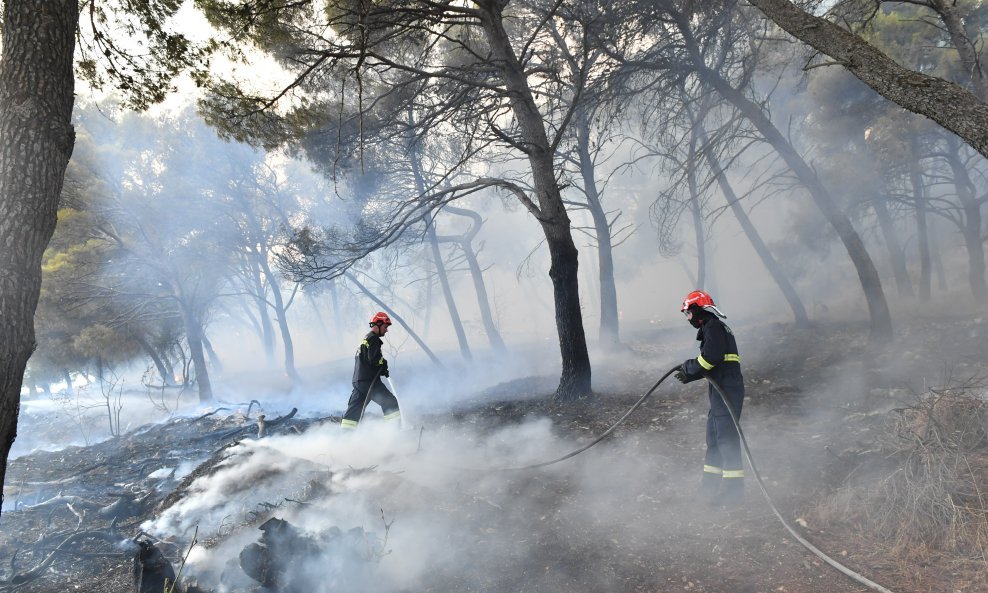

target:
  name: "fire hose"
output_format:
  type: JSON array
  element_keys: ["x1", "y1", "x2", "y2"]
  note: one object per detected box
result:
[
  {"x1": 702, "y1": 371, "x2": 896, "y2": 593},
  {"x1": 360, "y1": 363, "x2": 895, "y2": 592},
  {"x1": 469, "y1": 364, "x2": 897, "y2": 593}
]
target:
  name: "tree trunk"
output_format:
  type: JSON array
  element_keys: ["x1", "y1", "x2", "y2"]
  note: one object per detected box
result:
[
  {"x1": 697, "y1": 126, "x2": 810, "y2": 327},
  {"x1": 745, "y1": 0, "x2": 988, "y2": 159},
  {"x1": 133, "y1": 333, "x2": 175, "y2": 387},
  {"x1": 328, "y1": 280, "x2": 344, "y2": 347},
  {"x1": 696, "y1": 64, "x2": 893, "y2": 340},
  {"x1": 442, "y1": 206, "x2": 507, "y2": 353},
  {"x1": 931, "y1": 223, "x2": 948, "y2": 291},
  {"x1": 236, "y1": 192, "x2": 298, "y2": 380},
  {"x1": 202, "y1": 333, "x2": 223, "y2": 375},
  {"x1": 872, "y1": 194, "x2": 914, "y2": 297},
  {"x1": 944, "y1": 137, "x2": 988, "y2": 297},
  {"x1": 909, "y1": 157, "x2": 932, "y2": 301},
  {"x1": 574, "y1": 112, "x2": 621, "y2": 348},
  {"x1": 687, "y1": 132, "x2": 707, "y2": 289},
  {"x1": 0, "y1": 0, "x2": 78, "y2": 514},
  {"x1": 62, "y1": 369, "x2": 74, "y2": 396},
  {"x1": 257, "y1": 254, "x2": 301, "y2": 382},
  {"x1": 181, "y1": 306, "x2": 213, "y2": 402},
  {"x1": 405, "y1": 105, "x2": 472, "y2": 361},
  {"x1": 425, "y1": 215, "x2": 472, "y2": 360},
  {"x1": 930, "y1": 0, "x2": 987, "y2": 100},
  {"x1": 479, "y1": 0, "x2": 591, "y2": 399},
  {"x1": 248, "y1": 258, "x2": 277, "y2": 366},
  {"x1": 162, "y1": 349, "x2": 178, "y2": 388}
]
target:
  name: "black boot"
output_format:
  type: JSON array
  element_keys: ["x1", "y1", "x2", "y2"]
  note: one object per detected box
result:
[{"x1": 715, "y1": 478, "x2": 744, "y2": 507}]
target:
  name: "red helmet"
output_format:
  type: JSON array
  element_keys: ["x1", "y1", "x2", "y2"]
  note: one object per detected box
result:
[
  {"x1": 369, "y1": 311, "x2": 392, "y2": 326},
  {"x1": 680, "y1": 290, "x2": 727, "y2": 318}
]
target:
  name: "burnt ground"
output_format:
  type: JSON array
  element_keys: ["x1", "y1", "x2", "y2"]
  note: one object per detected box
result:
[{"x1": 1, "y1": 314, "x2": 987, "y2": 593}]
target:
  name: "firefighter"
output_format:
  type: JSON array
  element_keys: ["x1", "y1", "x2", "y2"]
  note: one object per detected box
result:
[
  {"x1": 674, "y1": 290, "x2": 745, "y2": 507},
  {"x1": 341, "y1": 312, "x2": 401, "y2": 430}
]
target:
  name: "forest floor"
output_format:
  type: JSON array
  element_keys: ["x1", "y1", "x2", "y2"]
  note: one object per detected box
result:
[{"x1": 1, "y1": 313, "x2": 987, "y2": 593}]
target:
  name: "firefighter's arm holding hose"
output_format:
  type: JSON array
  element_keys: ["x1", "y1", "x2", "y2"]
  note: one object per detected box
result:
[
  {"x1": 676, "y1": 321, "x2": 728, "y2": 383},
  {"x1": 364, "y1": 335, "x2": 389, "y2": 377}
]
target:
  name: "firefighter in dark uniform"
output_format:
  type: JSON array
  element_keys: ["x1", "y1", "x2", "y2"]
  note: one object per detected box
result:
[
  {"x1": 675, "y1": 290, "x2": 745, "y2": 506},
  {"x1": 341, "y1": 312, "x2": 401, "y2": 430}
]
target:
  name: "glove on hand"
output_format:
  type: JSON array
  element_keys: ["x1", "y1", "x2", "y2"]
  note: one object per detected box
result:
[
  {"x1": 380, "y1": 363, "x2": 390, "y2": 378},
  {"x1": 674, "y1": 369, "x2": 689, "y2": 383}
]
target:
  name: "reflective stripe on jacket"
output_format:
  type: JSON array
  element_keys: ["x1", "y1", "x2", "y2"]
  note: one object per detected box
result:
[
  {"x1": 682, "y1": 316, "x2": 741, "y2": 381},
  {"x1": 352, "y1": 331, "x2": 387, "y2": 383}
]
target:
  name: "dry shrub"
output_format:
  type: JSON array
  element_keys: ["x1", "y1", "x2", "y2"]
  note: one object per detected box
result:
[{"x1": 816, "y1": 388, "x2": 988, "y2": 566}]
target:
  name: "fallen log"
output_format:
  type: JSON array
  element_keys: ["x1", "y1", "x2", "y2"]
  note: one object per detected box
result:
[{"x1": 22, "y1": 493, "x2": 101, "y2": 512}]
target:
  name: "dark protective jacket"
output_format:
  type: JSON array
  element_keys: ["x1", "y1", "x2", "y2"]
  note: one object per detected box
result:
[
  {"x1": 681, "y1": 310, "x2": 745, "y2": 483},
  {"x1": 680, "y1": 314, "x2": 741, "y2": 384},
  {"x1": 352, "y1": 331, "x2": 388, "y2": 383}
]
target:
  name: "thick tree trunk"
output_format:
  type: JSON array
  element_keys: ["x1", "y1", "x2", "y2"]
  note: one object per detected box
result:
[
  {"x1": 543, "y1": 217, "x2": 592, "y2": 399},
  {"x1": 745, "y1": 0, "x2": 988, "y2": 159},
  {"x1": 574, "y1": 114, "x2": 621, "y2": 348},
  {"x1": 479, "y1": 0, "x2": 591, "y2": 399},
  {"x1": 442, "y1": 206, "x2": 507, "y2": 353},
  {"x1": 696, "y1": 64, "x2": 893, "y2": 340},
  {"x1": 0, "y1": 0, "x2": 78, "y2": 514},
  {"x1": 697, "y1": 126, "x2": 810, "y2": 327}
]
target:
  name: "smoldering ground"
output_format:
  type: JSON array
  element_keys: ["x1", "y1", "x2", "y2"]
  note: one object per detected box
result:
[
  {"x1": 138, "y1": 318, "x2": 885, "y2": 593},
  {"x1": 5, "y1": 312, "x2": 987, "y2": 593},
  {"x1": 142, "y1": 401, "x2": 746, "y2": 593}
]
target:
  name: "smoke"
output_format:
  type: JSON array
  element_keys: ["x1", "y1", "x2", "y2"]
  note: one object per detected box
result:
[{"x1": 141, "y1": 406, "x2": 724, "y2": 592}]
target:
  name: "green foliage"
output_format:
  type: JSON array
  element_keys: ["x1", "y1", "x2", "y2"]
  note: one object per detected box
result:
[
  {"x1": 73, "y1": 324, "x2": 137, "y2": 361},
  {"x1": 797, "y1": 1, "x2": 987, "y2": 187},
  {"x1": 33, "y1": 205, "x2": 140, "y2": 381},
  {"x1": 77, "y1": 0, "x2": 214, "y2": 110},
  {"x1": 861, "y1": 1, "x2": 988, "y2": 81}
]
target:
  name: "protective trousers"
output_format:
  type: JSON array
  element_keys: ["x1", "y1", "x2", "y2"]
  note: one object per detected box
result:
[
  {"x1": 341, "y1": 379, "x2": 400, "y2": 429},
  {"x1": 704, "y1": 372, "x2": 744, "y2": 479}
]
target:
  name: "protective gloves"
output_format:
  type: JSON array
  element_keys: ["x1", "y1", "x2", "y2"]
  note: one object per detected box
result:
[{"x1": 674, "y1": 366, "x2": 689, "y2": 383}]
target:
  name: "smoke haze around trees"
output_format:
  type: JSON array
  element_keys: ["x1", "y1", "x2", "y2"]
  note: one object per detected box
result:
[{"x1": 2, "y1": 0, "x2": 988, "y2": 516}]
